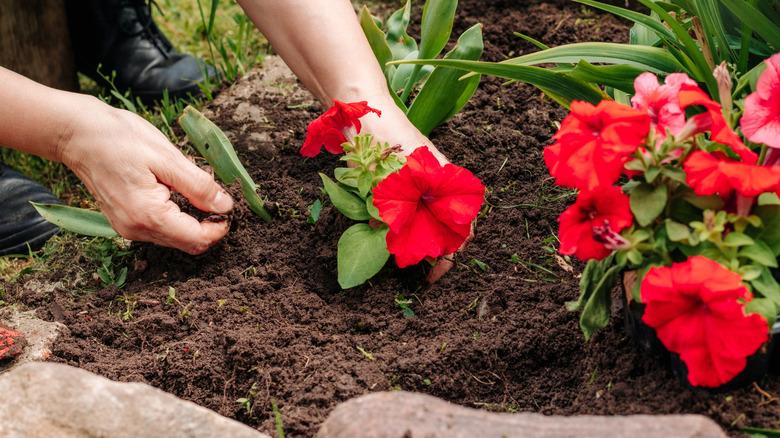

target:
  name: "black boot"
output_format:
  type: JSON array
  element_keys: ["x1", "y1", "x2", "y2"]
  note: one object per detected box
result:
[
  {"x1": 0, "y1": 165, "x2": 61, "y2": 257},
  {"x1": 65, "y1": 0, "x2": 218, "y2": 102}
]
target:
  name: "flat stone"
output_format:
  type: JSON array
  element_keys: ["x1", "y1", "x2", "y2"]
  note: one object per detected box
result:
[
  {"x1": 317, "y1": 391, "x2": 727, "y2": 438},
  {"x1": 0, "y1": 362, "x2": 269, "y2": 438},
  {"x1": 0, "y1": 308, "x2": 67, "y2": 373}
]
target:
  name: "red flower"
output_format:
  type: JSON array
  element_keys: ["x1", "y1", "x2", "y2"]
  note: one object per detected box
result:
[
  {"x1": 300, "y1": 101, "x2": 381, "y2": 157},
  {"x1": 372, "y1": 147, "x2": 485, "y2": 268},
  {"x1": 678, "y1": 84, "x2": 758, "y2": 164},
  {"x1": 558, "y1": 186, "x2": 633, "y2": 261},
  {"x1": 741, "y1": 53, "x2": 780, "y2": 150},
  {"x1": 684, "y1": 151, "x2": 780, "y2": 197},
  {"x1": 544, "y1": 100, "x2": 651, "y2": 191},
  {"x1": 641, "y1": 256, "x2": 769, "y2": 387},
  {"x1": 632, "y1": 72, "x2": 695, "y2": 141}
]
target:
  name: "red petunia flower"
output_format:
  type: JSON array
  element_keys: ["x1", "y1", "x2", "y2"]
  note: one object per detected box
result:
[
  {"x1": 632, "y1": 72, "x2": 696, "y2": 141},
  {"x1": 300, "y1": 101, "x2": 381, "y2": 157},
  {"x1": 741, "y1": 53, "x2": 780, "y2": 150},
  {"x1": 372, "y1": 146, "x2": 485, "y2": 268},
  {"x1": 544, "y1": 100, "x2": 651, "y2": 191},
  {"x1": 677, "y1": 84, "x2": 758, "y2": 164},
  {"x1": 558, "y1": 186, "x2": 633, "y2": 261},
  {"x1": 683, "y1": 150, "x2": 780, "y2": 197},
  {"x1": 640, "y1": 256, "x2": 769, "y2": 388}
]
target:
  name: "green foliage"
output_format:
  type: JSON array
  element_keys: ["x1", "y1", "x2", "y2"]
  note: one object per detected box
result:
[
  {"x1": 629, "y1": 183, "x2": 668, "y2": 227},
  {"x1": 360, "y1": 0, "x2": 484, "y2": 135},
  {"x1": 31, "y1": 203, "x2": 118, "y2": 238},
  {"x1": 337, "y1": 224, "x2": 390, "y2": 289},
  {"x1": 394, "y1": 0, "x2": 780, "y2": 106},
  {"x1": 319, "y1": 174, "x2": 371, "y2": 221},
  {"x1": 178, "y1": 106, "x2": 271, "y2": 221}
]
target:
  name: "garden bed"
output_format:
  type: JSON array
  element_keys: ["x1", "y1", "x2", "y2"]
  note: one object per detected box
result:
[{"x1": 6, "y1": 1, "x2": 779, "y2": 436}]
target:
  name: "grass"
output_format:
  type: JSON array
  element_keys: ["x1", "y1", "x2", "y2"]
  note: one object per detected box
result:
[{"x1": 0, "y1": 0, "x2": 269, "y2": 281}]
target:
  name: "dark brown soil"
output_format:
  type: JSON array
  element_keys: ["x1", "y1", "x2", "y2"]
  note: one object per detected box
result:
[{"x1": 5, "y1": 1, "x2": 779, "y2": 437}]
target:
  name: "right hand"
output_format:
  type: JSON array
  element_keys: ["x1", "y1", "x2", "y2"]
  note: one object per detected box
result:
[{"x1": 57, "y1": 97, "x2": 234, "y2": 255}]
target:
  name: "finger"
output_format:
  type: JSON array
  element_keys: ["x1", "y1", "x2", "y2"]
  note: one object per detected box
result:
[
  {"x1": 154, "y1": 151, "x2": 234, "y2": 214},
  {"x1": 146, "y1": 201, "x2": 230, "y2": 255}
]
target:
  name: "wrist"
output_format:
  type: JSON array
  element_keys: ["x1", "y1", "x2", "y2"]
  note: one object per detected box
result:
[{"x1": 54, "y1": 94, "x2": 106, "y2": 168}]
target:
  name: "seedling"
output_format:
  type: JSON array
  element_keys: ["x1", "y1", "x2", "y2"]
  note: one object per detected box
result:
[
  {"x1": 236, "y1": 382, "x2": 258, "y2": 417},
  {"x1": 394, "y1": 294, "x2": 415, "y2": 318}
]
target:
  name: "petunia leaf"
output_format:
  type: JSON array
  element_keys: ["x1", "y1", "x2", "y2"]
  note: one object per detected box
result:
[
  {"x1": 744, "y1": 297, "x2": 779, "y2": 325},
  {"x1": 751, "y1": 268, "x2": 780, "y2": 307},
  {"x1": 664, "y1": 219, "x2": 690, "y2": 243},
  {"x1": 366, "y1": 196, "x2": 382, "y2": 221},
  {"x1": 739, "y1": 240, "x2": 779, "y2": 268},
  {"x1": 579, "y1": 263, "x2": 623, "y2": 340},
  {"x1": 319, "y1": 173, "x2": 370, "y2": 221},
  {"x1": 754, "y1": 205, "x2": 780, "y2": 255},
  {"x1": 337, "y1": 223, "x2": 390, "y2": 289},
  {"x1": 630, "y1": 183, "x2": 668, "y2": 227},
  {"x1": 723, "y1": 232, "x2": 755, "y2": 248}
]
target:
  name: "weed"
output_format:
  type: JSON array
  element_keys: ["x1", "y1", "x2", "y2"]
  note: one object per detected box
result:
[
  {"x1": 165, "y1": 286, "x2": 192, "y2": 320},
  {"x1": 307, "y1": 199, "x2": 323, "y2": 224},
  {"x1": 394, "y1": 294, "x2": 415, "y2": 318},
  {"x1": 469, "y1": 258, "x2": 489, "y2": 272},
  {"x1": 117, "y1": 293, "x2": 137, "y2": 321},
  {"x1": 236, "y1": 382, "x2": 259, "y2": 417},
  {"x1": 271, "y1": 400, "x2": 286, "y2": 438}
]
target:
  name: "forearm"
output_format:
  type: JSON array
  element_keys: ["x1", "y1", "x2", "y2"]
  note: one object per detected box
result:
[
  {"x1": 236, "y1": 0, "x2": 391, "y2": 106},
  {"x1": 0, "y1": 67, "x2": 96, "y2": 163}
]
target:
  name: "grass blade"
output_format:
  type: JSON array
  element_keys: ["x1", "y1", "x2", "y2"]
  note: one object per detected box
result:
[
  {"x1": 178, "y1": 106, "x2": 271, "y2": 222},
  {"x1": 721, "y1": 0, "x2": 780, "y2": 51},
  {"x1": 31, "y1": 203, "x2": 117, "y2": 238}
]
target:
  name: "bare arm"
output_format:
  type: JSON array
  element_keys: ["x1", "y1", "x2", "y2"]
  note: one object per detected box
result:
[
  {"x1": 0, "y1": 67, "x2": 233, "y2": 254},
  {"x1": 236, "y1": 0, "x2": 446, "y2": 163}
]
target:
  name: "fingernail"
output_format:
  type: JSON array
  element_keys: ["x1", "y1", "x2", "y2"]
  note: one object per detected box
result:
[{"x1": 213, "y1": 190, "x2": 234, "y2": 212}]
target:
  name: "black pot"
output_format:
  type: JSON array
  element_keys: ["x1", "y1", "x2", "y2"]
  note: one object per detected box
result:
[{"x1": 622, "y1": 273, "x2": 780, "y2": 392}]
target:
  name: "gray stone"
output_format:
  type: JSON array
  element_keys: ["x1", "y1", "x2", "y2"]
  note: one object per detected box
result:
[
  {"x1": 0, "y1": 362, "x2": 269, "y2": 438},
  {"x1": 317, "y1": 391, "x2": 727, "y2": 438},
  {"x1": 0, "y1": 308, "x2": 67, "y2": 372}
]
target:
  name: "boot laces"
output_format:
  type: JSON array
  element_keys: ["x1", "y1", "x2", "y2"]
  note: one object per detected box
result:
[{"x1": 119, "y1": 0, "x2": 171, "y2": 57}]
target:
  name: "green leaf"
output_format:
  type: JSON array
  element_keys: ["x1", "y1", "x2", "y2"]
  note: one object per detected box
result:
[
  {"x1": 419, "y1": 0, "x2": 458, "y2": 59},
  {"x1": 755, "y1": 205, "x2": 780, "y2": 255},
  {"x1": 385, "y1": 0, "x2": 417, "y2": 60},
  {"x1": 630, "y1": 183, "x2": 668, "y2": 227},
  {"x1": 391, "y1": 50, "x2": 421, "y2": 93},
  {"x1": 359, "y1": 6, "x2": 394, "y2": 79},
  {"x1": 744, "y1": 297, "x2": 779, "y2": 324},
  {"x1": 683, "y1": 192, "x2": 724, "y2": 210},
  {"x1": 390, "y1": 59, "x2": 606, "y2": 105},
  {"x1": 30, "y1": 203, "x2": 118, "y2": 238},
  {"x1": 751, "y1": 268, "x2": 780, "y2": 306},
  {"x1": 502, "y1": 42, "x2": 685, "y2": 75},
  {"x1": 665, "y1": 219, "x2": 691, "y2": 242},
  {"x1": 567, "y1": 259, "x2": 606, "y2": 312},
  {"x1": 407, "y1": 23, "x2": 484, "y2": 135},
  {"x1": 337, "y1": 224, "x2": 390, "y2": 288},
  {"x1": 564, "y1": 60, "x2": 645, "y2": 94},
  {"x1": 357, "y1": 171, "x2": 373, "y2": 197},
  {"x1": 580, "y1": 264, "x2": 623, "y2": 340},
  {"x1": 575, "y1": 0, "x2": 676, "y2": 43},
  {"x1": 307, "y1": 199, "x2": 323, "y2": 224},
  {"x1": 739, "y1": 240, "x2": 779, "y2": 268},
  {"x1": 723, "y1": 232, "x2": 755, "y2": 247},
  {"x1": 319, "y1": 173, "x2": 370, "y2": 221},
  {"x1": 366, "y1": 196, "x2": 382, "y2": 221},
  {"x1": 334, "y1": 167, "x2": 360, "y2": 188},
  {"x1": 512, "y1": 32, "x2": 550, "y2": 50},
  {"x1": 178, "y1": 106, "x2": 271, "y2": 221},
  {"x1": 721, "y1": 0, "x2": 780, "y2": 51}
]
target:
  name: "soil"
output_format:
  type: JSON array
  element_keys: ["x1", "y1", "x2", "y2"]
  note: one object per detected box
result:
[{"x1": 4, "y1": 1, "x2": 779, "y2": 436}]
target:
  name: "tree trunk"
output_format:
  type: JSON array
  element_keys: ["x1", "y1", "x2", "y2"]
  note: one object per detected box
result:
[{"x1": 0, "y1": 0, "x2": 78, "y2": 91}]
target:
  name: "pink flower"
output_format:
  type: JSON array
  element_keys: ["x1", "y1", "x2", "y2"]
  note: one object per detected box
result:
[
  {"x1": 741, "y1": 53, "x2": 780, "y2": 149},
  {"x1": 631, "y1": 72, "x2": 696, "y2": 141}
]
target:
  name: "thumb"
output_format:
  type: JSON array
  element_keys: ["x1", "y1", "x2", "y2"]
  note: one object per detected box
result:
[{"x1": 156, "y1": 155, "x2": 234, "y2": 214}]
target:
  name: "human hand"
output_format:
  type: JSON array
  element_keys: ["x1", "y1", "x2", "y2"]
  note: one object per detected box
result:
[
  {"x1": 57, "y1": 96, "x2": 234, "y2": 254},
  {"x1": 357, "y1": 96, "x2": 472, "y2": 284}
]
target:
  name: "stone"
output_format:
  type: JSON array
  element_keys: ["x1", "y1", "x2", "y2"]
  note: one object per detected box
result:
[
  {"x1": 0, "y1": 362, "x2": 269, "y2": 438},
  {"x1": 0, "y1": 308, "x2": 67, "y2": 372},
  {"x1": 317, "y1": 391, "x2": 727, "y2": 438}
]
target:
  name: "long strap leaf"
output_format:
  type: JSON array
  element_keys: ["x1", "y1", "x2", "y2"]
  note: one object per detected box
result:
[{"x1": 31, "y1": 203, "x2": 118, "y2": 238}]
